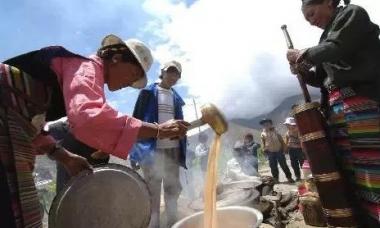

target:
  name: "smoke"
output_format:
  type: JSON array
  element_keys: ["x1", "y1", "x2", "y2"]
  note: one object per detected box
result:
[{"x1": 141, "y1": 0, "x2": 380, "y2": 119}]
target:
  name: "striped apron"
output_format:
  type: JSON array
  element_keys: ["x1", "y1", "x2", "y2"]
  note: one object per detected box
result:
[
  {"x1": 0, "y1": 63, "x2": 51, "y2": 228},
  {"x1": 329, "y1": 87, "x2": 380, "y2": 223}
]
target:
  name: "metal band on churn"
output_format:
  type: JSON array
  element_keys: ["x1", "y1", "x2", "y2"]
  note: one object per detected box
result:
[
  {"x1": 314, "y1": 172, "x2": 341, "y2": 183},
  {"x1": 300, "y1": 131, "x2": 326, "y2": 143}
]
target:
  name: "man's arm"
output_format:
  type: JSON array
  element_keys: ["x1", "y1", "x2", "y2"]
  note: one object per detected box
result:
[
  {"x1": 260, "y1": 134, "x2": 267, "y2": 153},
  {"x1": 284, "y1": 132, "x2": 289, "y2": 147},
  {"x1": 277, "y1": 133, "x2": 287, "y2": 153}
]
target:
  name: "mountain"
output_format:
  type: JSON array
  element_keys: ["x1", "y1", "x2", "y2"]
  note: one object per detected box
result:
[{"x1": 231, "y1": 93, "x2": 320, "y2": 133}]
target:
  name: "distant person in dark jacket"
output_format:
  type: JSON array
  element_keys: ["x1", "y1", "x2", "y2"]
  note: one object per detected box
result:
[
  {"x1": 195, "y1": 133, "x2": 209, "y2": 175},
  {"x1": 241, "y1": 133, "x2": 260, "y2": 174},
  {"x1": 287, "y1": 0, "x2": 380, "y2": 225}
]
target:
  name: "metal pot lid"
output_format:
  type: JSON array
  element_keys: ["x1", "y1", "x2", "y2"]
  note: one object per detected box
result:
[{"x1": 49, "y1": 164, "x2": 151, "y2": 228}]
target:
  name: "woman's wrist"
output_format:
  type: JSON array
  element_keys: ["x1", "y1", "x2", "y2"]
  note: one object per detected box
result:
[
  {"x1": 47, "y1": 144, "x2": 60, "y2": 158},
  {"x1": 49, "y1": 145, "x2": 71, "y2": 163},
  {"x1": 153, "y1": 122, "x2": 160, "y2": 139},
  {"x1": 138, "y1": 122, "x2": 161, "y2": 139}
]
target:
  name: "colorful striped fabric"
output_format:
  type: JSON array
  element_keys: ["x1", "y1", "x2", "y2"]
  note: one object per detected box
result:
[
  {"x1": 329, "y1": 87, "x2": 380, "y2": 222},
  {"x1": 0, "y1": 63, "x2": 50, "y2": 123},
  {"x1": 0, "y1": 109, "x2": 43, "y2": 228},
  {"x1": 0, "y1": 63, "x2": 49, "y2": 228},
  {"x1": 362, "y1": 202, "x2": 380, "y2": 221}
]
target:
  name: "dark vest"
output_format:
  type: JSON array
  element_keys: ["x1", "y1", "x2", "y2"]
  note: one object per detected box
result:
[{"x1": 3, "y1": 46, "x2": 89, "y2": 121}]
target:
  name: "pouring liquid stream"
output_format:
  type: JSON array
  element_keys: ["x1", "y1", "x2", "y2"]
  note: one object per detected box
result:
[{"x1": 203, "y1": 134, "x2": 221, "y2": 228}]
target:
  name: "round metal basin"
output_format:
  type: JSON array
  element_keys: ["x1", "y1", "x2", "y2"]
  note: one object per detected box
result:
[
  {"x1": 49, "y1": 164, "x2": 151, "y2": 228},
  {"x1": 172, "y1": 206, "x2": 263, "y2": 228}
]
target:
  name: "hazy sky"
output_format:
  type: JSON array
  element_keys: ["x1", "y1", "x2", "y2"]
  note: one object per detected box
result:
[{"x1": 1, "y1": 0, "x2": 379, "y2": 122}]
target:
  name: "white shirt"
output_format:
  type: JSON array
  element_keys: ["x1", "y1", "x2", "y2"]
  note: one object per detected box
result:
[{"x1": 156, "y1": 86, "x2": 179, "y2": 149}]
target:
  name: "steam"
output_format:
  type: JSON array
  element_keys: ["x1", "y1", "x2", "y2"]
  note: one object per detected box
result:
[{"x1": 142, "y1": 0, "x2": 380, "y2": 119}]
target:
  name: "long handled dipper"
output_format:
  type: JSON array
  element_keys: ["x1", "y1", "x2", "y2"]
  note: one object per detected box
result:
[{"x1": 188, "y1": 103, "x2": 228, "y2": 135}]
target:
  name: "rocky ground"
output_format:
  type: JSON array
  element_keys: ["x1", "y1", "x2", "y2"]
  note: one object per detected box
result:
[{"x1": 259, "y1": 165, "x2": 324, "y2": 228}]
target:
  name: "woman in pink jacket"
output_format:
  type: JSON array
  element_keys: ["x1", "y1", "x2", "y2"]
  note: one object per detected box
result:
[{"x1": 0, "y1": 34, "x2": 189, "y2": 228}]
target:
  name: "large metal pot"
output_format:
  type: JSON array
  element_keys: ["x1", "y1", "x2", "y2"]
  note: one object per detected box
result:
[
  {"x1": 49, "y1": 164, "x2": 151, "y2": 228},
  {"x1": 172, "y1": 206, "x2": 263, "y2": 228}
]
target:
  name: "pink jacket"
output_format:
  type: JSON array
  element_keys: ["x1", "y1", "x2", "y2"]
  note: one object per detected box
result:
[{"x1": 46, "y1": 55, "x2": 142, "y2": 159}]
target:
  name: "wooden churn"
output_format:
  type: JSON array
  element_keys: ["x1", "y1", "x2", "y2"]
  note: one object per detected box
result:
[{"x1": 281, "y1": 25, "x2": 357, "y2": 227}]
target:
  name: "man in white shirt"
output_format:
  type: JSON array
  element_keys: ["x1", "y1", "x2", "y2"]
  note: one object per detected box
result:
[
  {"x1": 260, "y1": 118, "x2": 294, "y2": 184},
  {"x1": 131, "y1": 60, "x2": 186, "y2": 228}
]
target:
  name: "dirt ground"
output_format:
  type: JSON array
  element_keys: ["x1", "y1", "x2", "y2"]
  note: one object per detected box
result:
[{"x1": 257, "y1": 161, "x2": 326, "y2": 228}]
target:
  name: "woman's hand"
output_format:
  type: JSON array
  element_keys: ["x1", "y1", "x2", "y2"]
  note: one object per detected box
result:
[
  {"x1": 287, "y1": 49, "x2": 301, "y2": 63},
  {"x1": 91, "y1": 150, "x2": 110, "y2": 160},
  {"x1": 158, "y1": 119, "x2": 190, "y2": 139},
  {"x1": 62, "y1": 152, "x2": 92, "y2": 176},
  {"x1": 51, "y1": 147, "x2": 92, "y2": 176},
  {"x1": 138, "y1": 120, "x2": 190, "y2": 139},
  {"x1": 287, "y1": 49, "x2": 307, "y2": 64},
  {"x1": 289, "y1": 63, "x2": 299, "y2": 75}
]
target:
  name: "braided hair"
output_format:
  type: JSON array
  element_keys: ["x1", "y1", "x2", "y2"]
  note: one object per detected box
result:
[{"x1": 302, "y1": 0, "x2": 350, "y2": 8}]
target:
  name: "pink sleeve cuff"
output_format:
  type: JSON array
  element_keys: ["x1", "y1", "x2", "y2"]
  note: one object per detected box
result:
[
  {"x1": 32, "y1": 134, "x2": 57, "y2": 155},
  {"x1": 112, "y1": 118, "x2": 142, "y2": 159}
]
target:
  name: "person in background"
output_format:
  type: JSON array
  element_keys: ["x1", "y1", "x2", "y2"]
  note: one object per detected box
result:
[
  {"x1": 241, "y1": 133, "x2": 261, "y2": 174},
  {"x1": 0, "y1": 34, "x2": 188, "y2": 228},
  {"x1": 284, "y1": 117, "x2": 304, "y2": 181},
  {"x1": 130, "y1": 60, "x2": 186, "y2": 228},
  {"x1": 194, "y1": 133, "x2": 210, "y2": 198},
  {"x1": 260, "y1": 118, "x2": 294, "y2": 184},
  {"x1": 195, "y1": 133, "x2": 210, "y2": 177},
  {"x1": 182, "y1": 144, "x2": 196, "y2": 200},
  {"x1": 48, "y1": 120, "x2": 110, "y2": 193},
  {"x1": 225, "y1": 141, "x2": 261, "y2": 181},
  {"x1": 287, "y1": 0, "x2": 380, "y2": 225}
]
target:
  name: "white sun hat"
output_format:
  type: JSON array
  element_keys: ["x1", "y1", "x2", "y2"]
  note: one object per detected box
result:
[
  {"x1": 283, "y1": 117, "x2": 296, "y2": 126},
  {"x1": 125, "y1": 38, "x2": 153, "y2": 88},
  {"x1": 161, "y1": 60, "x2": 182, "y2": 74},
  {"x1": 98, "y1": 34, "x2": 153, "y2": 89}
]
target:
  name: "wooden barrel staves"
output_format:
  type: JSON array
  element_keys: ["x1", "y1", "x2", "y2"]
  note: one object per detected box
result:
[{"x1": 293, "y1": 103, "x2": 356, "y2": 227}]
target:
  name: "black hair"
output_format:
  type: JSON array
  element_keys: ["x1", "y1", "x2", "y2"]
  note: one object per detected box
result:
[
  {"x1": 302, "y1": 0, "x2": 350, "y2": 8},
  {"x1": 244, "y1": 133, "x2": 254, "y2": 139},
  {"x1": 97, "y1": 44, "x2": 139, "y2": 66}
]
